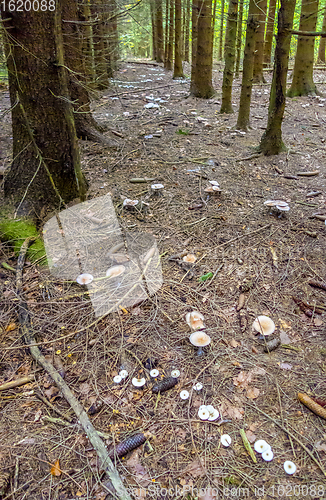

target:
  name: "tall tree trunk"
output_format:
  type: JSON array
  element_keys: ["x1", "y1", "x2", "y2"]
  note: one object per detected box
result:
[
  {"x1": 259, "y1": 0, "x2": 296, "y2": 155},
  {"x1": 190, "y1": 0, "x2": 214, "y2": 97},
  {"x1": 184, "y1": 0, "x2": 191, "y2": 61},
  {"x1": 164, "y1": 0, "x2": 170, "y2": 63},
  {"x1": 218, "y1": 0, "x2": 225, "y2": 60},
  {"x1": 211, "y1": 0, "x2": 218, "y2": 62},
  {"x1": 263, "y1": 0, "x2": 277, "y2": 66},
  {"x1": 166, "y1": 0, "x2": 174, "y2": 69},
  {"x1": 236, "y1": 5, "x2": 258, "y2": 130},
  {"x1": 235, "y1": 0, "x2": 244, "y2": 77},
  {"x1": 150, "y1": 0, "x2": 158, "y2": 60},
  {"x1": 173, "y1": 0, "x2": 184, "y2": 77},
  {"x1": 317, "y1": 5, "x2": 326, "y2": 63},
  {"x1": 288, "y1": 0, "x2": 319, "y2": 97},
  {"x1": 156, "y1": 0, "x2": 164, "y2": 62},
  {"x1": 220, "y1": 0, "x2": 239, "y2": 113},
  {"x1": 252, "y1": 0, "x2": 267, "y2": 83},
  {"x1": 79, "y1": 0, "x2": 95, "y2": 86},
  {"x1": 190, "y1": 0, "x2": 199, "y2": 87},
  {"x1": 91, "y1": 0, "x2": 109, "y2": 90},
  {"x1": 106, "y1": 0, "x2": 119, "y2": 75},
  {"x1": 2, "y1": 1, "x2": 87, "y2": 210}
]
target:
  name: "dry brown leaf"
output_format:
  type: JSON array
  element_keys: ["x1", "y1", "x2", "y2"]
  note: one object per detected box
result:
[
  {"x1": 246, "y1": 387, "x2": 260, "y2": 399},
  {"x1": 279, "y1": 362, "x2": 292, "y2": 370},
  {"x1": 280, "y1": 330, "x2": 291, "y2": 344},
  {"x1": 229, "y1": 339, "x2": 239, "y2": 348},
  {"x1": 79, "y1": 382, "x2": 91, "y2": 396},
  {"x1": 222, "y1": 403, "x2": 244, "y2": 420},
  {"x1": 315, "y1": 441, "x2": 326, "y2": 452},
  {"x1": 126, "y1": 450, "x2": 151, "y2": 487},
  {"x1": 182, "y1": 458, "x2": 207, "y2": 478},
  {"x1": 50, "y1": 459, "x2": 62, "y2": 477},
  {"x1": 314, "y1": 317, "x2": 323, "y2": 327},
  {"x1": 250, "y1": 367, "x2": 266, "y2": 376},
  {"x1": 5, "y1": 322, "x2": 17, "y2": 332},
  {"x1": 233, "y1": 371, "x2": 252, "y2": 389},
  {"x1": 245, "y1": 430, "x2": 256, "y2": 443}
]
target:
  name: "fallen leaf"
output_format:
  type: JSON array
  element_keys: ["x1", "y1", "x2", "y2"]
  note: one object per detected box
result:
[
  {"x1": 50, "y1": 459, "x2": 62, "y2": 477},
  {"x1": 229, "y1": 339, "x2": 239, "y2": 348},
  {"x1": 79, "y1": 382, "x2": 91, "y2": 396},
  {"x1": 33, "y1": 409, "x2": 42, "y2": 422},
  {"x1": 182, "y1": 458, "x2": 207, "y2": 478},
  {"x1": 315, "y1": 441, "x2": 326, "y2": 452},
  {"x1": 314, "y1": 317, "x2": 323, "y2": 327},
  {"x1": 279, "y1": 330, "x2": 291, "y2": 344},
  {"x1": 222, "y1": 403, "x2": 244, "y2": 420},
  {"x1": 246, "y1": 387, "x2": 260, "y2": 399},
  {"x1": 250, "y1": 367, "x2": 266, "y2": 376},
  {"x1": 279, "y1": 362, "x2": 292, "y2": 370},
  {"x1": 16, "y1": 437, "x2": 36, "y2": 445},
  {"x1": 125, "y1": 450, "x2": 151, "y2": 487},
  {"x1": 5, "y1": 322, "x2": 17, "y2": 332},
  {"x1": 233, "y1": 371, "x2": 252, "y2": 389},
  {"x1": 245, "y1": 430, "x2": 256, "y2": 443}
]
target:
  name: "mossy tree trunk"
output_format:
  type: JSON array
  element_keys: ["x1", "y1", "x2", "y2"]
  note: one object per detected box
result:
[
  {"x1": 2, "y1": 0, "x2": 87, "y2": 210},
  {"x1": 211, "y1": 0, "x2": 218, "y2": 61},
  {"x1": 190, "y1": 0, "x2": 214, "y2": 97},
  {"x1": 263, "y1": 0, "x2": 277, "y2": 66},
  {"x1": 78, "y1": 0, "x2": 95, "y2": 86},
  {"x1": 252, "y1": 0, "x2": 267, "y2": 83},
  {"x1": 287, "y1": 0, "x2": 319, "y2": 97},
  {"x1": 236, "y1": 9, "x2": 258, "y2": 130},
  {"x1": 106, "y1": 0, "x2": 119, "y2": 75},
  {"x1": 173, "y1": 0, "x2": 184, "y2": 77},
  {"x1": 259, "y1": 0, "x2": 296, "y2": 155},
  {"x1": 91, "y1": 0, "x2": 109, "y2": 90},
  {"x1": 220, "y1": 0, "x2": 239, "y2": 113},
  {"x1": 218, "y1": 0, "x2": 225, "y2": 60},
  {"x1": 184, "y1": 0, "x2": 191, "y2": 61},
  {"x1": 165, "y1": 0, "x2": 174, "y2": 69},
  {"x1": 235, "y1": 0, "x2": 244, "y2": 77},
  {"x1": 156, "y1": 0, "x2": 164, "y2": 62},
  {"x1": 317, "y1": 5, "x2": 326, "y2": 63}
]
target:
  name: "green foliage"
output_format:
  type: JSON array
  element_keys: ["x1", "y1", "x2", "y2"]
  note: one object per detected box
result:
[
  {"x1": 0, "y1": 217, "x2": 46, "y2": 263},
  {"x1": 198, "y1": 272, "x2": 214, "y2": 281},
  {"x1": 176, "y1": 128, "x2": 189, "y2": 135}
]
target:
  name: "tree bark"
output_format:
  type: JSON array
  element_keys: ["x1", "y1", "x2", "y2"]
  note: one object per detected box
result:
[
  {"x1": 317, "y1": 5, "x2": 326, "y2": 63},
  {"x1": 235, "y1": 0, "x2": 244, "y2": 77},
  {"x1": 252, "y1": 0, "x2": 267, "y2": 83},
  {"x1": 190, "y1": 0, "x2": 199, "y2": 85},
  {"x1": 173, "y1": 0, "x2": 184, "y2": 77},
  {"x1": 106, "y1": 0, "x2": 119, "y2": 75},
  {"x1": 211, "y1": 0, "x2": 218, "y2": 62},
  {"x1": 259, "y1": 0, "x2": 296, "y2": 155},
  {"x1": 2, "y1": 0, "x2": 87, "y2": 210},
  {"x1": 288, "y1": 0, "x2": 319, "y2": 97},
  {"x1": 156, "y1": 0, "x2": 164, "y2": 62},
  {"x1": 184, "y1": 0, "x2": 191, "y2": 61},
  {"x1": 236, "y1": 10, "x2": 258, "y2": 130},
  {"x1": 164, "y1": 0, "x2": 170, "y2": 63},
  {"x1": 263, "y1": 0, "x2": 277, "y2": 66},
  {"x1": 218, "y1": 0, "x2": 225, "y2": 60},
  {"x1": 220, "y1": 0, "x2": 239, "y2": 113},
  {"x1": 150, "y1": 0, "x2": 158, "y2": 60},
  {"x1": 190, "y1": 0, "x2": 214, "y2": 97},
  {"x1": 165, "y1": 0, "x2": 174, "y2": 69},
  {"x1": 91, "y1": 0, "x2": 109, "y2": 90}
]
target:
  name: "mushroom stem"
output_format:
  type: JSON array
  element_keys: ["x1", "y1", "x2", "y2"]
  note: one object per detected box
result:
[{"x1": 197, "y1": 346, "x2": 204, "y2": 356}]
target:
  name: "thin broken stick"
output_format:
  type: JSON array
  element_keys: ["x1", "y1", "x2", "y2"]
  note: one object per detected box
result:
[{"x1": 16, "y1": 237, "x2": 132, "y2": 500}]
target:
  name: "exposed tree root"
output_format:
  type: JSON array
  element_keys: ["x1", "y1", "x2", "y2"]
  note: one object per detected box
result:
[{"x1": 16, "y1": 237, "x2": 132, "y2": 500}]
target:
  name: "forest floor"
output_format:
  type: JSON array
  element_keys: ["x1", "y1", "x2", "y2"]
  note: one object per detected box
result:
[{"x1": 1, "y1": 61, "x2": 326, "y2": 500}]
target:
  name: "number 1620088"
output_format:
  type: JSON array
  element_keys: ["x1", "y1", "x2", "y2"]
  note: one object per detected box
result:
[
  {"x1": 1, "y1": 0, "x2": 55, "y2": 11},
  {"x1": 270, "y1": 484, "x2": 325, "y2": 497}
]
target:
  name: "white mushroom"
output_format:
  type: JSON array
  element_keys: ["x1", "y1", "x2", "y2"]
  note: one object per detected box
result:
[
  {"x1": 189, "y1": 330, "x2": 211, "y2": 356},
  {"x1": 186, "y1": 311, "x2": 205, "y2": 331},
  {"x1": 220, "y1": 434, "x2": 232, "y2": 447},
  {"x1": 180, "y1": 390, "x2": 189, "y2": 400},
  {"x1": 106, "y1": 265, "x2": 126, "y2": 278},
  {"x1": 132, "y1": 377, "x2": 146, "y2": 388},
  {"x1": 209, "y1": 180, "x2": 220, "y2": 187},
  {"x1": 207, "y1": 407, "x2": 220, "y2": 421},
  {"x1": 254, "y1": 440, "x2": 271, "y2": 454},
  {"x1": 204, "y1": 184, "x2": 221, "y2": 193},
  {"x1": 193, "y1": 382, "x2": 203, "y2": 391},
  {"x1": 284, "y1": 460, "x2": 296, "y2": 475},
  {"x1": 123, "y1": 198, "x2": 139, "y2": 208},
  {"x1": 252, "y1": 316, "x2": 275, "y2": 336},
  {"x1": 182, "y1": 253, "x2": 197, "y2": 264},
  {"x1": 262, "y1": 449, "x2": 274, "y2": 462},
  {"x1": 171, "y1": 369, "x2": 180, "y2": 378},
  {"x1": 264, "y1": 199, "x2": 290, "y2": 213},
  {"x1": 113, "y1": 375, "x2": 122, "y2": 384},
  {"x1": 119, "y1": 370, "x2": 128, "y2": 379},
  {"x1": 198, "y1": 407, "x2": 209, "y2": 420},
  {"x1": 76, "y1": 273, "x2": 94, "y2": 285},
  {"x1": 151, "y1": 183, "x2": 164, "y2": 194},
  {"x1": 150, "y1": 369, "x2": 159, "y2": 378}
]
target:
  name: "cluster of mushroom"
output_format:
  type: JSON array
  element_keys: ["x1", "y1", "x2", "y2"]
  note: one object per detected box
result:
[
  {"x1": 76, "y1": 265, "x2": 126, "y2": 286},
  {"x1": 204, "y1": 180, "x2": 221, "y2": 194},
  {"x1": 254, "y1": 440, "x2": 296, "y2": 473},
  {"x1": 264, "y1": 199, "x2": 290, "y2": 215},
  {"x1": 198, "y1": 404, "x2": 219, "y2": 421},
  {"x1": 186, "y1": 311, "x2": 211, "y2": 356}
]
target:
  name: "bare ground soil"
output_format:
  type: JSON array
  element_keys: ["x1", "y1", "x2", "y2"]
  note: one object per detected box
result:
[{"x1": 1, "y1": 61, "x2": 326, "y2": 500}]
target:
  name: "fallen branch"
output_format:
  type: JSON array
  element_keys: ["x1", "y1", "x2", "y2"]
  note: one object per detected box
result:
[
  {"x1": 0, "y1": 375, "x2": 34, "y2": 391},
  {"x1": 16, "y1": 237, "x2": 132, "y2": 500}
]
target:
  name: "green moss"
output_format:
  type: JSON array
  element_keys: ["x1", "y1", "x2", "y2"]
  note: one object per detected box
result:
[{"x1": 0, "y1": 217, "x2": 46, "y2": 263}]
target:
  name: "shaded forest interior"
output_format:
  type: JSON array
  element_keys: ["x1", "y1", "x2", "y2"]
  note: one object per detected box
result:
[{"x1": 1, "y1": 1, "x2": 326, "y2": 499}]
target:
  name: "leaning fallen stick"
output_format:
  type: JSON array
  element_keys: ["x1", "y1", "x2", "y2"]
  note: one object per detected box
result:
[{"x1": 16, "y1": 237, "x2": 132, "y2": 500}]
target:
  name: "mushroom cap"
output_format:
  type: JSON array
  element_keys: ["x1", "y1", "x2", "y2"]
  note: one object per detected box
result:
[
  {"x1": 76, "y1": 273, "x2": 94, "y2": 285},
  {"x1": 207, "y1": 408, "x2": 220, "y2": 421},
  {"x1": 193, "y1": 382, "x2": 203, "y2": 391},
  {"x1": 119, "y1": 370, "x2": 128, "y2": 379},
  {"x1": 132, "y1": 377, "x2": 146, "y2": 387},
  {"x1": 186, "y1": 311, "x2": 205, "y2": 331},
  {"x1": 198, "y1": 407, "x2": 209, "y2": 420},
  {"x1": 180, "y1": 390, "x2": 190, "y2": 400},
  {"x1": 171, "y1": 369, "x2": 180, "y2": 378},
  {"x1": 113, "y1": 375, "x2": 122, "y2": 384},
  {"x1": 189, "y1": 330, "x2": 211, "y2": 347},
  {"x1": 264, "y1": 199, "x2": 288, "y2": 207},
  {"x1": 204, "y1": 185, "x2": 221, "y2": 193},
  {"x1": 221, "y1": 434, "x2": 232, "y2": 447},
  {"x1": 284, "y1": 460, "x2": 296, "y2": 475},
  {"x1": 150, "y1": 369, "x2": 159, "y2": 378},
  {"x1": 183, "y1": 253, "x2": 197, "y2": 263},
  {"x1": 252, "y1": 316, "x2": 275, "y2": 336},
  {"x1": 209, "y1": 180, "x2": 220, "y2": 187},
  {"x1": 106, "y1": 265, "x2": 126, "y2": 278},
  {"x1": 262, "y1": 450, "x2": 274, "y2": 462},
  {"x1": 276, "y1": 204, "x2": 290, "y2": 211},
  {"x1": 123, "y1": 198, "x2": 139, "y2": 207},
  {"x1": 254, "y1": 440, "x2": 271, "y2": 454},
  {"x1": 151, "y1": 183, "x2": 164, "y2": 190}
]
